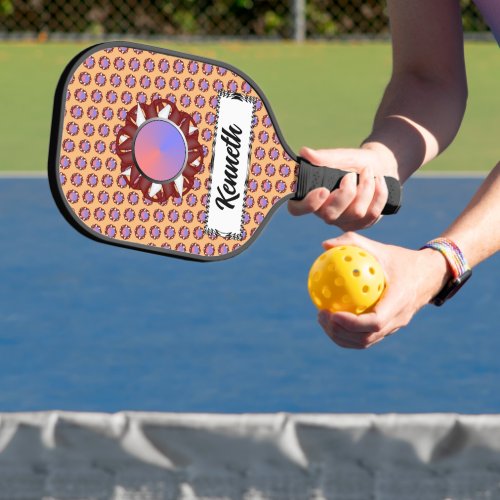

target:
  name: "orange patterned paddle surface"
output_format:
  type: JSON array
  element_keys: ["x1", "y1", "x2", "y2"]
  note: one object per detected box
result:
[{"x1": 49, "y1": 42, "x2": 401, "y2": 261}]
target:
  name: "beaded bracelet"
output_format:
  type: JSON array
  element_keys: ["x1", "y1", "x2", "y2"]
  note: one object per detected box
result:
[{"x1": 421, "y1": 238, "x2": 472, "y2": 306}]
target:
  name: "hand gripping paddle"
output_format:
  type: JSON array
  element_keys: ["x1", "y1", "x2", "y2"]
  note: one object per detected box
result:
[{"x1": 49, "y1": 41, "x2": 402, "y2": 262}]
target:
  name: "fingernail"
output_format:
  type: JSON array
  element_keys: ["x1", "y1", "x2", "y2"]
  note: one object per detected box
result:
[
  {"x1": 341, "y1": 172, "x2": 354, "y2": 186},
  {"x1": 318, "y1": 188, "x2": 329, "y2": 201},
  {"x1": 318, "y1": 310, "x2": 329, "y2": 324}
]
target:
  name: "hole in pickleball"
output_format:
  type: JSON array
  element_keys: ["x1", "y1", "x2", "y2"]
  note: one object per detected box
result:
[
  {"x1": 362, "y1": 285, "x2": 369, "y2": 293},
  {"x1": 334, "y1": 277, "x2": 344, "y2": 287},
  {"x1": 344, "y1": 256, "x2": 352, "y2": 262},
  {"x1": 313, "y1": 294, "x2": 322, "y2": 308},
  {"x1": 369, "y1": 267, "x2": 376, "y2": 275},
  {"x1": 322, "y1": 286, "x2": 332, "y2": 299},
  {"x1": 132, "y1": 118, "x2": 188, "y2": 183},
  {"x1": 352, "y1": 269, "x2": 360, "y2": 277},
  {"x1": 359, "y1": 251, "x2": 366, "y2": 257},
  {"x1": 378, "y1": 284, "x2": 382, "y2": 291}
]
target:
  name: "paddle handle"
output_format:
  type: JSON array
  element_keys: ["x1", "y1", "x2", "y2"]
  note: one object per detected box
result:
[{"x1": 292, "y1": 157, "x2": 402, "y2": 215}]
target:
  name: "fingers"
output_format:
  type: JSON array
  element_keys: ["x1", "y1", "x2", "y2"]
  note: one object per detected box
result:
[
  {"x1": 322, "y1": 231, "x2": 377, "y2": 253},
  {"x1": 349, "y1": 164, "x2": 376, "y2": 219},
  {"x1": 287, "y1": 147, "x2": 390, "y2": 230},
  {"x1": 316, "y1": 277, "x2": 410, "y2": 349},
  {"x1": 319, "y1": 310, "x2": 397, "y2": 349},
  {"x1": 289, "y1": 170, "x2": 382, "y2": 228},
  {"x1": 288, "y1": 187, "x2": 330, "y2": 216},
  {"x1": 314, "y1": 234, "x2": 425, "y2": 349},
  {"x1": 287, "y1": 147, "x2": 332, "y2": 216},
  {"x1": 331, "y1": 311, "x2": 386, "y2": 334},
  {"x1": 338, "y1": 174, "x2": 388, "y2": 231},
  {"x1": 367, "y1": 175, "x2": 389, "y2": 221},
  {"x1": 315, "y1": 172, "x2": 358, "y2": 223},
  {"x1": 299, "y1": 146, "x2": 365, "y2": 169},
  {"x1": 318, "y1": 312, "x2": 363, "y2": 349},
  {"x1": 331, "y1": 169, "x2": 390, "y2": 231}
]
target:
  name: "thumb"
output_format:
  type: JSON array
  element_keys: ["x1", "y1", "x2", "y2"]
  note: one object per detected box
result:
[
  {"x1": 322, "y1": 231, "x2": 369, "y2": 250},
  {"x1": 299, "y1": 147, "x2": 365, "y2": 170},
  {"x1": 321, "y1": 233, "x2": 389, "y2": 273}
]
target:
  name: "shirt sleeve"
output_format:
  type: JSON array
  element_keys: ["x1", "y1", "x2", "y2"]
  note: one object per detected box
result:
[{"x1": 473, "y1": 0, "x2": 500, "y2": 45}]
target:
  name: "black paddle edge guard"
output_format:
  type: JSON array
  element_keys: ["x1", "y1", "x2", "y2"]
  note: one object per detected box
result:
[
  {"x1": 293, "y1": 157, "x2": 402, "y2": 215},
  {"x1": 47, "y1": 41, "x2": 297, "y2": 263}
]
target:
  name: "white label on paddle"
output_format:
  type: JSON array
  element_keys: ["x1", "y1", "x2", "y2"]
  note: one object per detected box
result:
[{"x1": 206, "y1": 91, "x2": 255, "y2": 240}]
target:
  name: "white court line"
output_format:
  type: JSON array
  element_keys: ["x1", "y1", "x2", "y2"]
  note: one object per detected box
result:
[
  {"x1": 414, "y1": 170, "x2": 487, "y2": 178},
  {"x1": 0, "y1": 171, "x2": 47, "y2": 178}
]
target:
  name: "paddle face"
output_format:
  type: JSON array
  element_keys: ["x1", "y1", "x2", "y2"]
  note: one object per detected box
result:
[{"x1": 49, "y1": 41, "x2": 298, "y2": 261}]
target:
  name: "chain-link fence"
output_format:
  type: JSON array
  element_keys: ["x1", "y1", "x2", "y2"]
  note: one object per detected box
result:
[{"x1": 0, "y1": 0, "x2": 491, "y2": 40}]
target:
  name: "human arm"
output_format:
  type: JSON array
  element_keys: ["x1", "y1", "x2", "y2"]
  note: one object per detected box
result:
[
  {"x1": 318, "y1": 162, "x2": 500, "y2": 349},
  {"x1": 288, "y1": 0, "x2": 468, "y2": 230}
]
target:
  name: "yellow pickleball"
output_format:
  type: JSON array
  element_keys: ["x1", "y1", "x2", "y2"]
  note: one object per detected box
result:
[{"x1": 308, "y1": 245, "x2": 385, "y2": 314}]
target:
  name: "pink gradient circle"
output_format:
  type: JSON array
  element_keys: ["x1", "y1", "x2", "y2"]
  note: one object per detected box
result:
[{"x1": 132, "y1": 119, "x2": 187, "y2": 183}]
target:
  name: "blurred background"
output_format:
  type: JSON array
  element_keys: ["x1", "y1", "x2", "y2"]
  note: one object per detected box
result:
[
  {"x1": 0, "y1": 0, "x2": 497, "y2": 177},
  {"x1": 0, "y1": 0, "x2": 492, "y2": 40}
]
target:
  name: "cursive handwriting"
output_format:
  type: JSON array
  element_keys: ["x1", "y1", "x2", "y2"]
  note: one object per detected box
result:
[{"x1": 215, "y1": 124, "x2": 243, "y2": 211}]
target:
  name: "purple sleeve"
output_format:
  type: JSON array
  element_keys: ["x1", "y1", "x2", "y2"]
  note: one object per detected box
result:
[{"x1": 473, "y1": 0, "x2": 500, "y2": 45}]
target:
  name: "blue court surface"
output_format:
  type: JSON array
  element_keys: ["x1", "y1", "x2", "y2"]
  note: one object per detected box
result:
[{"x1": 0, "y1": 176, "x2": 498, "y2": 413}]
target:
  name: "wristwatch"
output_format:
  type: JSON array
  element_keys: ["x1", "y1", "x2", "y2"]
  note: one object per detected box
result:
[{"x1": 421, "y1": 238, "x2": 472, "y2": 306}]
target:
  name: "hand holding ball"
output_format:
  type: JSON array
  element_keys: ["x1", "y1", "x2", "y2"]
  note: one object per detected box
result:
[{"x1": 308, "y1": 245, "x2": 385, "y2": 314}]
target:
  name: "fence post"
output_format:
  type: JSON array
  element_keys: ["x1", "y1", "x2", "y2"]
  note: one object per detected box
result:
[{"x1": 293, "y1": 0, "x2": 306, "y2": 42}]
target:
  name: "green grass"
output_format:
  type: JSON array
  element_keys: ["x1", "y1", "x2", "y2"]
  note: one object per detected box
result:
[{"x1": 0, "y1": 40, "x2": 497, "y2": 172}]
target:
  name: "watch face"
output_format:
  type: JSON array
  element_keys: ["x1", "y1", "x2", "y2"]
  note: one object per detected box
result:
[{"x1": 432, "y1": 269, "x2": 472, "y2": 306}]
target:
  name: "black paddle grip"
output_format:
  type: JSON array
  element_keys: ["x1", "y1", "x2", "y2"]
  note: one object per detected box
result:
[{"x1": 293, "y1": 157, "x2": 402, "y2": 215}]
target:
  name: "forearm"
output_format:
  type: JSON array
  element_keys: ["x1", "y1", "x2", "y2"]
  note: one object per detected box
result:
[
  {"x1": 417, "y1": 163, "x2": 500, "y2": 303},
  {"x1": 362, "y1": 73, "x2": 467, "y2": 182},
  {"x1": 361, "y1": 0, "x2": 467, "y2": 183},
  {"x1": 441, "y1": 162, "x2": 500, "y2": 267}
]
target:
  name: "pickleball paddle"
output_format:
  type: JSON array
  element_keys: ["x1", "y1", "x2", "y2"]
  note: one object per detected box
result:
[{"x1": 49, "y1": 41, "x2": 402, "y2": 261}]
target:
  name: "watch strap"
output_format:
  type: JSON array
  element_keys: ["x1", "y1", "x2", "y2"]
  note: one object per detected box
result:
[{"x1": 421, "y1": 238, "x2": 472, "y2": 306}]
